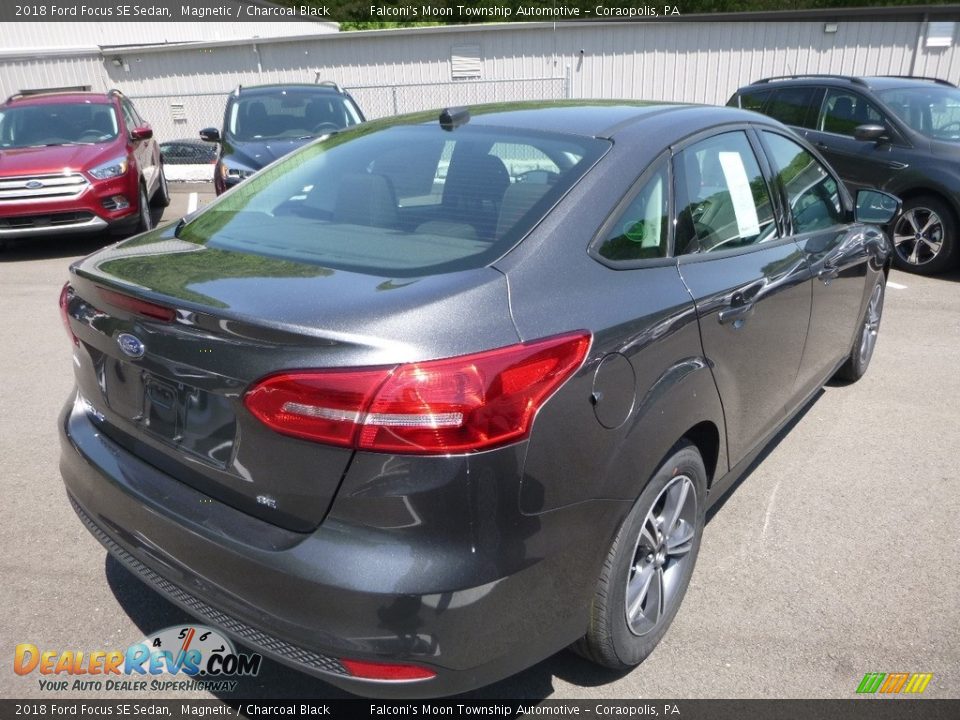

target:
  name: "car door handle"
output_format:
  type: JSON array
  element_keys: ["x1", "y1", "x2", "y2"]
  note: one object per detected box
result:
[
  {"x1": 815, "y1": 142, "x2": 830, "y2": 150},
  {"x1": 718, "y1": 302, "x2": 755, "y2": 326},
  {"x1": 818, "y1": 264, "x2": 840, "y2": 284}
]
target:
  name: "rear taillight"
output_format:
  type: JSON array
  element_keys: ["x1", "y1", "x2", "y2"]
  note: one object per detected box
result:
[
  {"x1": 244, "y1": 331, "x2": 591, "y2": 454},
  {"x1": 59, "y1": 282, "x2": 78, "y2": 345},
  {"x1": 340, "y1": 658, "x2": 435, "y2": 681},
  {"x1": 96, "y1": 286, "x2": 175, "y2": 322}
]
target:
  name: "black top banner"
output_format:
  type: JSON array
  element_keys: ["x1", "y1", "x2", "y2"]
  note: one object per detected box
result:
[{"x1": 3, "y1": 0, "x2": 959, "y2": 24}]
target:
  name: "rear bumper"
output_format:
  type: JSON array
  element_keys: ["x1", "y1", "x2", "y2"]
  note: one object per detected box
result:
[{"x1": 59, "y1": 393, "x2": 621, "y2": 697}]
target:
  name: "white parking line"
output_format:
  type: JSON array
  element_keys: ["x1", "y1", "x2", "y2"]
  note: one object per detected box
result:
[
  {"x1": 187, "y1": 192, "x2": 198, "y2": 214},
  {"x1": 887, "y1": 281, "x2": 908, "y2": 290}
]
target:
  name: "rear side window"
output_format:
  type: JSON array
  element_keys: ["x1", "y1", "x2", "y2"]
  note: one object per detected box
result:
[
  {"x1": 733, "y1": 88, "x2": 772, "y2": 112},
  {"x1": 595, "y1": 161, "x2": 669, "y2": 262},
  {"x1": 179, "y1": 123, "x2": 608, "y2": 277},
  {"x1": 674, "y1": 131, "x2": 779, "y2": 255},
  {"x1": 762, "y1": 131, "x2": 844, "y2": 234},
  {"x1": 766, "y1": 87, "x2": 820, "y2": 128}
]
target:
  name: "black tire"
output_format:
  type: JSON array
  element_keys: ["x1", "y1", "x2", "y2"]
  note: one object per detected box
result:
[
  {"x1": 891, "y1": 195, "x2": 957, "y2": 275},
  {"x1": 151, "y1": 164, "x2": 171, "y2": 208},
  {"x1": 574, "y1": 442, "x2": 707, "y2": 670},
  {"x1": 136, "y1": 182, "x2": 154, "y2": 234},
  {"x1": 835, "y1": 274, "x2": 885, "y2": 383}
]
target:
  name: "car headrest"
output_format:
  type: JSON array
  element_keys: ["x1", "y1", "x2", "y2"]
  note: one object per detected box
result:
[
  {"x1": 333, "y1": 173, "x2": 398, "y2": 228},
  {"x1": 496, "y1": 183, "x2": 551, "y2": 239},
  {"x1": 443, "y1": 153, "x2": 510, "y2": 207}
]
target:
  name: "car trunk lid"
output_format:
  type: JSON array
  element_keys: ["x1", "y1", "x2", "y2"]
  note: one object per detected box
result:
[{"x1": 65, "y1": 230, "x2": 516, "y2": 532}]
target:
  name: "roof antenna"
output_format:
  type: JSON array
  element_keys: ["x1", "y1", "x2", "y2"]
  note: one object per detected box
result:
[{"x1": 439, "y1": 107, "x2": 470, "y2": 131}]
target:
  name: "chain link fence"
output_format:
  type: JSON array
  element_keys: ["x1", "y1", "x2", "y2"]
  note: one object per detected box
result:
[
  {"x1": 126, "y1": 92, "x2": 228, "y2": 143},
  {"x1": 128, "y1": 76, "x2": 569, "y2": 144},
  {"x1": 344, "y1": 76, "x2": 568, "y2": 120}
]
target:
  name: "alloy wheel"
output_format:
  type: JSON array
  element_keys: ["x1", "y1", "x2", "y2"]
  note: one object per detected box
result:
[
  {"x1": 139, "y1": 186, "x2": 153, "y2": 231},
  {"x1": 859, "y1": 282, "x2": 883, "y2": 367},
  {"x1": 625, "y1": 474, "x2": 697, "y2": 636},
  {"x1": 894, "y1": 207, "x2": 944, "y2": 267}
]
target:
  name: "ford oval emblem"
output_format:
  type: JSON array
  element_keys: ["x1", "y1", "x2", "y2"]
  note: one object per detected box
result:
[
  {"x1": 25, "y1": 180, "x2": 44, "y2": 189},
  {"x1": 117, "y1": 333, "x2": 145, "y2": 359}
]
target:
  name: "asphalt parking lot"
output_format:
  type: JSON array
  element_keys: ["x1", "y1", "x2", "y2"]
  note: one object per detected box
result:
[{"x1": 1, "y1": 182, "x2": 958, "y2": 701}]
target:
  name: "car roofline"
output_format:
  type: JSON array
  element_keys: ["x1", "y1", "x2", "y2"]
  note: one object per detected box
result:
[
  {"x1": 748, "y1": 74, "x2": 957, "y2": 91},
  {"x1": 3, "y1": 90, "x2": 115, "y2": 106},
  {"x1": 231, "y1": 82, "x2": 348, "y2": 98}
]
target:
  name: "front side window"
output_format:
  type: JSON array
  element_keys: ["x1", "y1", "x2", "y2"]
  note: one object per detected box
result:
[
  {"x1": 0, "y1": 102, "x2": 119, "y2": 148},
  {"x1": 820, "y1": 90, "x2": 885, "y2": 136},
  {"x1": 178, "y1": 122, "x2": 608, "y2": 277},
  {"x1": 120, "y1": 100, "x2": 139, "y2": 131},
  {"x1": 595, "y1": 162, "x2": 669, "y2": 262},
  {"x1": 762, "y1": 131, "x2": 844, "y2": 235},
  {"x1": 877, "y1": 86, "x2": 960, "y2": 141},
  {"x1": 674, "y1": 131, "x2": 778, "y2": 255},
  {"x1": 733, "y1": 88, "x2": 772, "y2": 112},
  {"x1": 123, "y1": 99, "x2": 145, "y2": 127}
]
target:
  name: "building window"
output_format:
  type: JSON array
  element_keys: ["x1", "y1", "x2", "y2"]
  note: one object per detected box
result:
[{"x1": 451, "y1": 45, "x2": 482, "y2": 80}]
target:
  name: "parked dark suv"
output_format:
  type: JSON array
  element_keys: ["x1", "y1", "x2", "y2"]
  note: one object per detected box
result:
[
  {"x1": 729, "y1": 74, "x2": 960, "y2": 274},
  {"x1": 200, "y1": 82, "x2": 364, "y2": 195}
]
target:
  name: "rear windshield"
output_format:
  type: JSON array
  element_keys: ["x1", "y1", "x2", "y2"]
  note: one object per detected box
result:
[
  {"x1": 179, "y1": 122, "x2": 608, "y2": 277},
  {"x1": 0, "y1": 102, "x2": 119, "y2": 148},
  {"x1": 227, "y1": 91, "x2": 362, "y2": 141}
]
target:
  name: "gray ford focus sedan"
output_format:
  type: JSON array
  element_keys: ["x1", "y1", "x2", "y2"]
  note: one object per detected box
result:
[{"x1": 59, "y1": 102, "x2": 897, "y2": 697}]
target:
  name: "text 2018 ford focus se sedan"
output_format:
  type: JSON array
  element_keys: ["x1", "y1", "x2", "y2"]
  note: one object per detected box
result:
[{"x1": 59, "y1": 102, "x2": 897, "y2": 697}]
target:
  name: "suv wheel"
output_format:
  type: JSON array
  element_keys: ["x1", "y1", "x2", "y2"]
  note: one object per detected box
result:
[
  {"x1": 152, "y1": 165, "x2": 171, "y2": 208},
  {"x1": 136, "y1": 183, "x2": 154, "y2": 234},
  {"x1": 574, "y1": 442, "x2": 706, "y2": 669},
  {"x1": 892, "y1": 195, "x2": 957, "y2": 275}
]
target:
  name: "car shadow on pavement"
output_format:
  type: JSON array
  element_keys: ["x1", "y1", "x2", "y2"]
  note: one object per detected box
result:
[
  {"x1": 705, "y1": 388, "x2": 823, "y2": 523},
  {"x1": 0, "y1": 233, "x2": 113, "y2": 262},
  {"x1": 0, "y1": 205, "x2": 168, "y2": 262},
  {"x1": 927, "y1": 265, "x2": 960, "y2": 284},
  {"x1": 104, "y1": 554, "x2": 626, "y2": 702}
]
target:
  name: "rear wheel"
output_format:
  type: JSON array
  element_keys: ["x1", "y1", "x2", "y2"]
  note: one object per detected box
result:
[
  {"x1": 892, "y1": 195, "x2": 957, "y2": 275},
  {"x1": 574, "y1": 443, "x2": 706, "y2": 669}
]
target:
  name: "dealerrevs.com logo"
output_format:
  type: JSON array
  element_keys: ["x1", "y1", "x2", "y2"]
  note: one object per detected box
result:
[
  {"x1": 15, "y1": 625, "x2": 261, "y2": 693},
  {"x1": 856, "y1": 672, "x2": 934, "y2": 695}
]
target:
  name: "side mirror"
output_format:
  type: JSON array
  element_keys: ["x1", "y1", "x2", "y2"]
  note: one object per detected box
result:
[
  {"x1": 130, "y1": 126, "x2": 153, "y2": 141},
  {"x1": 200, "y1": 127, "x2": 221, "y2": 143},
  {"x1": 855, "y1": 189, "x2": 901, "y2": 225},
  {"x1": 854, "y1": 124, "x2": 887, "y2": 142}
]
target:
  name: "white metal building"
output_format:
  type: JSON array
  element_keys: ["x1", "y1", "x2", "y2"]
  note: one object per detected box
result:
[{"x1": 1, "y1": 7, "x2": 957, "y2": 141}]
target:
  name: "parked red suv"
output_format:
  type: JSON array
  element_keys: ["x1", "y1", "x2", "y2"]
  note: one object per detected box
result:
[{"x1": 0, "y1": 89, "x2": 169, "y2": 242}]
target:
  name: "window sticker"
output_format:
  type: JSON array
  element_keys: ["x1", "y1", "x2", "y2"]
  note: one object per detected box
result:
[{"x1": 718, "y1": 151, "x2": 761, "y2": 238}]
